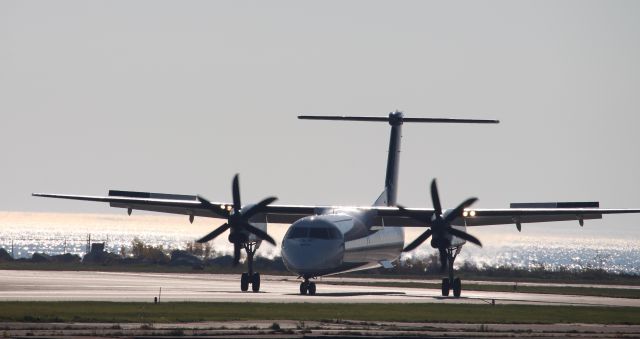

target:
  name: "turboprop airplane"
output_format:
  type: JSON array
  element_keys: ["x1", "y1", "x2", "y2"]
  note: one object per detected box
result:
[{"x1": 33, "y1": 111, "x2": 640, "y2": 297}]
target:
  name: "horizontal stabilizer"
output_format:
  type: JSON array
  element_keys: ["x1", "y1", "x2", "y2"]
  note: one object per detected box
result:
[{"x1": 299, "y1": 114, "x2": 499, "y2": 124}]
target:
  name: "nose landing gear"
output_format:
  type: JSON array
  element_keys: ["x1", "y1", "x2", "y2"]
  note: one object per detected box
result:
[
  {"x1": 441, "y1": 276, "x2": 462, "y2": 297},
  {"x1": 299, "y1": 277, "x2": 316, "y2": 295}
]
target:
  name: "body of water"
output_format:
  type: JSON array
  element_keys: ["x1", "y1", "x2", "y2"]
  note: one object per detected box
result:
[{"x1": 1, "y1": 212, "x2": 638, "y2": 275}]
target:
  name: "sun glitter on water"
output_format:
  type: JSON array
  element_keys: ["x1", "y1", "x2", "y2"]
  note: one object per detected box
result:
[{"x1": 1, "y1": 211, "x2": 638, "y2": 274}]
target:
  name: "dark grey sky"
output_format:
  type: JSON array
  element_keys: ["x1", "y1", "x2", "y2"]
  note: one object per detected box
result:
[{"x1": 1, "y1": 1, "x2": 639, "y2": 232}]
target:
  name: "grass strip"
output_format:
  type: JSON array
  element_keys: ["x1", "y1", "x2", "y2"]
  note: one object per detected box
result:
[
  {"x1": 0, "y1": 302, "x2": 639, "y2": 324},
  {"x1": 324, "y1": 281, "x2": 640, "y2": 299}
]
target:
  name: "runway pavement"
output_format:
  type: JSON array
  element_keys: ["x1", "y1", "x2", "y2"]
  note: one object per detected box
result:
[{"x1": 0, "y1": 270, "x2": 638, "y2": 306}]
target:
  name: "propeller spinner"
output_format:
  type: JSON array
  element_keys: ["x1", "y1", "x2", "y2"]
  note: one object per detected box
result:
[
  {"x1": 399, "y1": 179, "x2": 482, "y2": 272},
  {"x1": 196, "y1": 174, "x2": 277, "y2": 266}
]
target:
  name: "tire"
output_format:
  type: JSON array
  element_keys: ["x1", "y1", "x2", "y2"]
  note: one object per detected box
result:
[
  {"x1": 441, "y1": 278, "x2": 450, "y2": 297},
  {"x1": 453, "y1": 277, "x2": 462, "y2": 298},
  {"x1": 252, "y1": 273, "x2": 261, "y2": 293},
  {"x1": 308, "y1": 282, "x2": 316, "y2": 296},
  {"x1": 240, "y1": 273, "x2": 249, "y2": 292},
  {"x1": 299, "y1": 282, "x2": 308, "y2": 295}
]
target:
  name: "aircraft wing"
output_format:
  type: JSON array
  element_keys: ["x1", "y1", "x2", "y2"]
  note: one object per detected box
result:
[
  {"x1": 32, "y1": 191, "x2": 640, "y2": 229},
  {"x1": 32, "y1": 190, "x2": 326, "y2": 223},
  {"x1": 265, "y1": 204, "x2": 640, "y2": 227},
  {"x1": 451, "y1": 207, "x2": 640, "y2": 227},
  {"x1": 33, "y1": 191, "x2": 225, "y2": 218},
  {"x1": 391, "y1": 202, "x2": 640, "y2": 228},
  {"x1": 32, "y1": 189, "x2": 423, "y2": 225}
]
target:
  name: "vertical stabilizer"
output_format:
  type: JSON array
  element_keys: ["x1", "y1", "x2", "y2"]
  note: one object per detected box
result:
[{"x1": 380, "y1": 111, "x2": 403, "y2": 206}]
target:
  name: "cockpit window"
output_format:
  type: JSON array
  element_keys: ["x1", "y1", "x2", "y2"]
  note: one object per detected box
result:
[
  {"x1": 287, "y1": 227, "x2": 340, "y2": 239},
  {"x1": 288, "y1": 227, "x2": 309, "y2": 239},
  {"x1": 309, "y1": 227, "x2": 340, "y2": 239}
]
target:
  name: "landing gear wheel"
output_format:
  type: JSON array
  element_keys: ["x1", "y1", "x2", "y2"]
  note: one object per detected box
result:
[
  {"x1": 441, "y1": 278, "x2": 451, "y2": 297},
  {"x1": 308, "y1": 282, "x2": 316, "y2": 296},
  {"x1": 452, "y1": 277, "x2": 462, "y2": 298},
  {"x1": 299, "y1": 282, "x2": 308, "y2": 295},
  {"x1": 252, "y1": 273, "x2": 261, "y2": 292},
  {"x1": 240, "y1": 272, "x2": 249, "y2": 292},
  {"x1": 452, "y1": 278, "x2": 462, "y2": 298}
]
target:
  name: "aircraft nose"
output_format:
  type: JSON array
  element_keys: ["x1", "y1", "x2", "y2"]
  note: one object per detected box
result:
[
  {"x1": 281, "y1": 218, "x2": 344, "y2": 275},
  {"x1": 282, "y1": 238, "x2": 343, "y2": 274}
]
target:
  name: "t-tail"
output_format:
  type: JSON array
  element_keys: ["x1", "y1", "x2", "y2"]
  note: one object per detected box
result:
[{"x1": 298, "y1": 111, "x2": 499, "y2": 207}]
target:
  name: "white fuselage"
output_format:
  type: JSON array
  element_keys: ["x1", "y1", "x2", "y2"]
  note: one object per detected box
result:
[{"x1": 281, "y1": 209, "x2": 469, "y2": 278}]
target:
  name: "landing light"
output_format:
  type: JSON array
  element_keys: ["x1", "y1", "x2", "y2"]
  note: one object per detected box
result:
[
  {"x1": 469, "y1": 210, "x2": 476, "y2": 217},
  {"x1": 226, "y1": 205, "x2": 233, "y2": 211},
  {"x1": 462, "y1": 211, "x2": 469, "y2": 217}
]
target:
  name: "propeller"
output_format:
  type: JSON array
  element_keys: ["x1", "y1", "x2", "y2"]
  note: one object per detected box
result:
[
  {"x1": 399, "y1": 179, "x2": 482, "y2": 272},
  {"x1": 196, "y1": 174, "x2": 277, "y2": 266}
]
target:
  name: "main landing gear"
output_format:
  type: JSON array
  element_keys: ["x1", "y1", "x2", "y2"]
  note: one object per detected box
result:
[
  {"x1": 240, "y1": 242, "x2": 261, "y2": 292},
  {"x1": 299, "y1": 277, "x2": 316, "y2": 295},
  {"x1": 441, "y1": 246, "x2": 463, "y2": 297}
]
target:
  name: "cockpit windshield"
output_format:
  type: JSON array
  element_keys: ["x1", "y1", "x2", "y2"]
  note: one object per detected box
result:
[
  {"x1": 287, "y1": 227, "x2": 340, "y2": 240},
  {"x1": 288, "y1": 227, "x2": 309, "y2": 239},
  {"x1": 309, "y1": 227, "x2": 340, "y2": 239}
]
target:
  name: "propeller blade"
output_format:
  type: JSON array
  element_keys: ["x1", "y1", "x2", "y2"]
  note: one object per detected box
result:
[
  {"x1": 232, "y1": 243, "x2": 241, "y2": 266},
  {"x1": 402, "y1": 229, "x2": 433, "y2": 252},
  {"x1": 439, "y1": 247, "x2": 448, "y2": 273},
  {"x1": 431, "y1": 179, "x2": 442, "y2": 216},
  {"x1": 196, "y1": 223, "x2": 230, "y2": 243},
  {"x1": 397, "y1": 205, "x2": 429, "y2": 224},
  {"x1": 232, "y1": 174, "x2": 241, "y2": 211},
  {"x1": 240, "y1": 221, "x2": 277, "y2": 246},
  {"x1": 448, "y1": 227, "x2": 483, "y2": 247},
  {"x1": 444, "y1": 197, "x2": 478, "y2": 223},
  {"x1": 197, "y1": 195, "x2": 230, "y2": 218},
  {"x1": 241, "y1": 196, "x2": 278, "y2": 219}
]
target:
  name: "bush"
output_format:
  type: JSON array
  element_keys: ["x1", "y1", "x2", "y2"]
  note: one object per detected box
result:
[
  {"x1": 184, "y1": 241, "x2": 215, "y2": 259},
  {"x1": 130, "y1": 238, "x2": 169, "y2": 264},
  {"x1": 0, "y1": 248, "x2": 13, "y2": 262}
]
